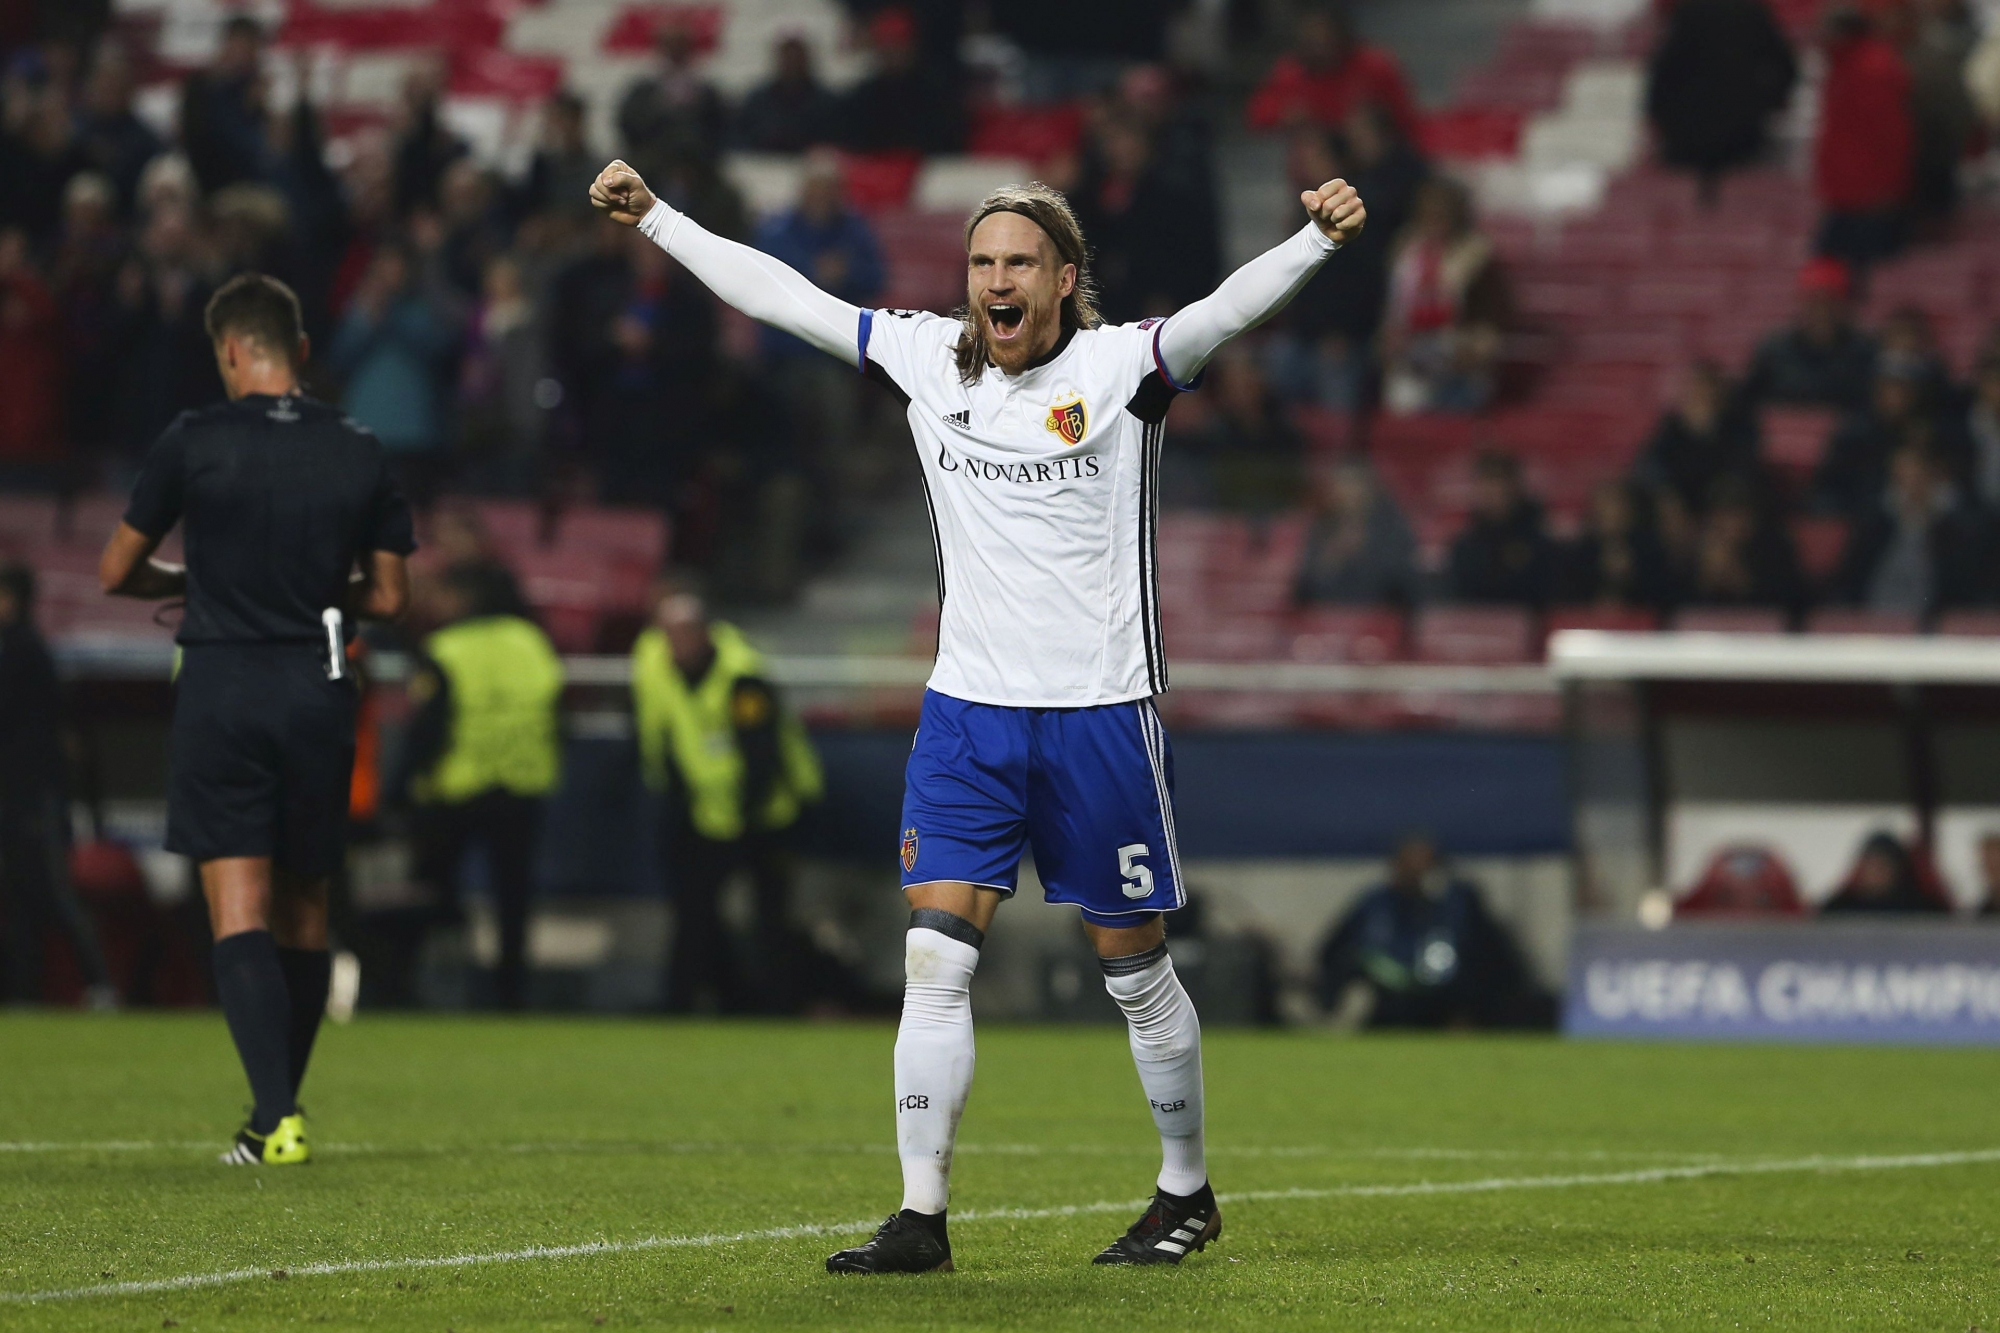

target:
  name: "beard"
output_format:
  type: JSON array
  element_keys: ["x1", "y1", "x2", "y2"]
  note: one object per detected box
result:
[{"x1": 981, "y1": 296, "x2": 1061, "y2": 373}]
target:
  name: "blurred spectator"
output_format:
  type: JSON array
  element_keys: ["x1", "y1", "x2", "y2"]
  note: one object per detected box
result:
[
  {"x1": 1814, "y1": 369, "x2": 1959, "y2": 515},
  {"x1": 1167, "y1": 352, "x2": 1306, "y2": 515},
  {"x1": 457, "y1": 255, "x2": 549, "y2": 493},
  {"x1": 1315, "y1": 834, "x2": 1553, "y2": 1029},
  {"x1": 396, "y1": 563, "x2": 565, "y2": 1011},
  {"x1": 326, "y1": 241, "x2": 463, "y2": 500},
  {"x1": 1246, "y1": 2, "x2": 1419, "y2": 142},
  {"x1": 838, "y1": 6, "x2": 964, "y2": 153},
  {"x1": 1976, "y1": 832, "x2": 2000, "y2": 916},
  {"x1": 1293, "y1": 457, "x2": 1418, "y2": 606},
  {"x1": 517, "y1": 92, "x2": 601, "y2": 228},
  {"x1": 734, "y1": 34, "x2": 839, "y2": 153},
  {"x1": 550, "y1": 224, "x2": 716, "y2": 507},
  {"x1": 1645, "y1": 0, "x2": 1797, "y2": 198},
  {"x1": 1634, "y1": 360, "x2": 1764, "y2": 519},
  {"x1": 1966, "y1": 355, "x2": 2000, "y2": 507},
  {"x1": 1555, "y1": 480, "x2": 1672, "y2": 609},
  {"x1": 390, "y1": 66, "x2": 468, "y2": 219},
  {"x1": 1677, "y1": 845, "x2": 1806, "y2": 916},
  {"x1": 434, "y1": 159, "x2": 511, "y2": 299},
  {"x1": 1821, "y1": 831, "x2": 1950, "y2": 914},
  {"x1": 0, "y1": 562, "x2": 114, "y2": 1006},
  {"x1": 1447, "y1": 450, "x2": 1554, "y2": 606},
  {"x1": 423, "y1": 504, "x2": 530, "y2": 624},
  {"x1": 0, "y1": 227, "x2": 65, "y2": 482},
  {"x1": 1877, "y1": 304, "x2": 1961, "y2": 410},
  {"x1": 177, "y1": 14, "x2": 268, "y2": 195},
  {"x1": 108, "y1": 172, "x2": 221, "y2": 459},
  {"x1": 1068, "y1": 110, "x2": 1219, "y2": 323},
  {"x1": 1741, "y1": 258, "x2": 1878, "y2": 411},
  {"x1": 1832, "y1": 440, "x2": 1994, "y2": 615},
  {"x1": 1903, "y1": 0, "x2": 1977, "y2": 225},
  {"x1": 753, "y1": 151, "x2": 884, "y2": 361},
  {"x1": 618, "y1": 16, "x2": 727, "y2": 182},
  {"x1": 1670, "y1": 474, "x2": 1804, "y2": 610},
  {"x1": 0, "y1": 51, "x2": 90, "y2": 244},
  {"x1": 1268, "y1": 109, "x2": 1426, "y2": 410},
  {"x1": 73, "y1": 42, "x2": 159, "y2": 216},
  {"x1": 632, "y1": 581, "x2": 823, "y2": 1013},
  {"x1": 1379, "y1": 178, "x2": 1507, "y2": 415},
  {"x1": 1813, "y1": 5, "x2": 1913, "y2": 268},
  {"x1": 1114, "y1": 64, "x2": 1216, "y2": 205},
  {"x1": 53, "y1": 172, "x2": 126, "y2": 461},
  {"x1": 752, "y1": 152, "x2": 879, "y2": 553}
]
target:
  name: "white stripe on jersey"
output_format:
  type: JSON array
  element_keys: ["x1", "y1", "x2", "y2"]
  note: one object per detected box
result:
[{"x1": 867, "y1": 312, "x2": 1189, "y2": 709}]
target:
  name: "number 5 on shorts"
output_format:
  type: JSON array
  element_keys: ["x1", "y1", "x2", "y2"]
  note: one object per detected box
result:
[{"x1": 1118, "y1": 844, "x2": 1154, "y2": 900}]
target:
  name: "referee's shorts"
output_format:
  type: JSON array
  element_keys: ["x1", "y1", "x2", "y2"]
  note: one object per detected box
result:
[{"x1": 167, "y1": 644, "x2": 357, "y2": 877}]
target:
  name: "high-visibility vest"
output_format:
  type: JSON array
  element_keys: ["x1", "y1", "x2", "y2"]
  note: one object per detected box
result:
[
  {"x1": 414, "y1": 615, "x2": 565, "y2": 803},
  {"x1": 630, "y1": 621, "x2": 823, "y2": 841}
]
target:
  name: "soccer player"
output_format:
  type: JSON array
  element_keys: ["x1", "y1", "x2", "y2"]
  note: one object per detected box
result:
[
  {"x1": 591, "y1": 159, "x2": 1364, "y2": 1270},
  {"x1": 99, "y1": 274, "x2": 415, "y2": 1165}
]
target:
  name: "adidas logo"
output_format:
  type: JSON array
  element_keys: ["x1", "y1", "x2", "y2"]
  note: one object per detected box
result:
[{"x1": 942, "y1": 409, "x2": 971, "y2": 431}]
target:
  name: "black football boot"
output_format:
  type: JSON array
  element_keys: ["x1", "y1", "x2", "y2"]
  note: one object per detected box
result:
[
  {"x1": 1092, "y1": 1183, "x2": 1222, "y2": 1265},
  {"x1": 825, "y1": 1209, "x2": 954, "y2": 1274}
]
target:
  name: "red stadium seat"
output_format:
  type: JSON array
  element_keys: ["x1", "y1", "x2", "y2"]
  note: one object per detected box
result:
[
  {"x1": 0, "y1": 496, "x2": 58, "y2": 554},
  {"x1": 511, "y1": 548, "x2": 609, "y2": 652},
  {"x1": 1789, "y1": 515, "x2": 1850, "y2": 584},
  {"x1": 1672, "y1": 606, "x2": 1787, "y2": 633},
  {"x1": 600, "y1": 5, "x2": 725, "y2": 55},
  {"x1": 1287, "y1": 607, "x2": 1405, "y2": 663},
  {"x1": 1805, "y1": 608, "x2": 1918, "y2": 635},
  {"x1": 839, "y1": 152, "x2": 922, "y2": 211},
  {"x1": 1544, "y1": 605, "x2": 1659, "y2": 640},
  {"x1": 558, "y1": 507, "x2": 668, "y2": 570},
  {"x1": 1935, "y1": 610, "x2": 2000, "y2": 638},
  {"x1": 966, "y1": 102, "x2": 1084, "y2": 163},
  {"x1": 1760, "y1": 406, "x2": 1839, "y2": 475},
  {"x1": 1415, "y1": 107, "x2": 1524, "y2": 159},
  {"x1": 1411, "y1": 605, "x2": 1536, "y2": 664}
]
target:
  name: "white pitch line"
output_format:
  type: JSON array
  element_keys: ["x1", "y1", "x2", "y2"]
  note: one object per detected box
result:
[
  {"x1": 5, "y1": 1147, "x2": 1997, "y2": 1306},
  {"x1": 0, "y1": 1140, "x2": 1733, "y2": 1162}
]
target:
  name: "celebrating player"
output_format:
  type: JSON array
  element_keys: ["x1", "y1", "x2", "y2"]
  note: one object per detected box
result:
[{"x1": 592, "y1": 160, "x2": 1364, "y2": 1271}]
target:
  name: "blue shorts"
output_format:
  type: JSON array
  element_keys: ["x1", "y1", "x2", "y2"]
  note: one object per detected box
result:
[{"x1": 898, "y1": 690, "x2": 1184, "y2": 926}]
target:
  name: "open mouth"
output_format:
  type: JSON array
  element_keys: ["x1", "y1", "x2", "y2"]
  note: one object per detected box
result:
[{"x1": 986, "y1": 304, "x2": 1024, "y2": 340}]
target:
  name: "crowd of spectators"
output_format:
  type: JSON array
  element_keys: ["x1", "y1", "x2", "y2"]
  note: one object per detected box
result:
[
  {"x1": 7, "y1": 0, "x2": 2000, "y2": 625},
  {"x1": 1296, "y1": 256, "x2": 2000, "y2": 623}
]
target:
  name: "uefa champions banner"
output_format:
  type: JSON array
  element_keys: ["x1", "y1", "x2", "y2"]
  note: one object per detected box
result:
[{"x1": 1566, "y1": 922, "x2": 2000, "y2": 1044}]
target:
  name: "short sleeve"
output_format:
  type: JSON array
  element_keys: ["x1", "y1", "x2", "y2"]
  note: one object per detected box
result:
[
  {"x1": 363, "y1": 450, "x2": 417, "y2": 555},
  {"x1": 122, "y1": 414, "x2": 192, "y2": 539},
  {"x1": 861, "y1": 307, "x2": 957, "y2": 399}
]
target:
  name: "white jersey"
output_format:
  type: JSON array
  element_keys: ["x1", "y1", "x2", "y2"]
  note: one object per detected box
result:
[
  {"x1": 635, "y1": 197, "x2": 1340, "y2": 709},
  {"x1": 864, "y1": 311, "x2": 1185, "y2": 708}
]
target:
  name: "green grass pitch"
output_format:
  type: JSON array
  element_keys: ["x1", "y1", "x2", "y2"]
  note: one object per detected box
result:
[{"x1": 3, "y1": 1014, "x2": 1998, "y2": 1331}]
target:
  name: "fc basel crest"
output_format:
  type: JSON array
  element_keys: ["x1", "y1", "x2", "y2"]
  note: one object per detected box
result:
[
  {"x1": 1044, "y1": 397, "x2": 1088, "y2": 446},
  {"x1": 901, "y1": 827, "x2": 920, "y2": 873}
]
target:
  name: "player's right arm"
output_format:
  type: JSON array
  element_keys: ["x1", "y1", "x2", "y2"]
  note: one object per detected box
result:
[
  {"x1": 591, "y1": 160, "x2": 867, "y2": 367},
  {"x1": 103, "y1": 414, "x2": 190, "y2": 599}
]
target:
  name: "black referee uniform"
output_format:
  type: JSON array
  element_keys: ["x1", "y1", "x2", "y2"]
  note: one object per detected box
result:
[
  {"x1": 124, "y1": 394, "x2": 415, "y2": 873},
  {"x1": 123, "y1": 388, "x2": 413, "y2": 1153}
]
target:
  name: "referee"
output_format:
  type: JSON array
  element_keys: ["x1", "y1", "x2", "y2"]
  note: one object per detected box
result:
[{"x1": 99, "y1": 273, "x2": 415, "y2": 1166}]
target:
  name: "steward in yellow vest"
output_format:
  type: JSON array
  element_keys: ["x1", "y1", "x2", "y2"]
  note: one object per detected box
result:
[
  {"x1": 400, "y1": 565, "x2": 564, "y2": 1010},
  {"x1": 631, "y1": 588, "x2": 821, "y2": 1012}
]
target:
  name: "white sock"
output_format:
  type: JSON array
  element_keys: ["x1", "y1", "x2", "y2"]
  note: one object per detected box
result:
[
  {"x1": 1102, "y1": 943, "x2": 1207, "y2": 1197},
  {"x1": 894, "y1": 919, "x2": 981, "y2": 1214}
]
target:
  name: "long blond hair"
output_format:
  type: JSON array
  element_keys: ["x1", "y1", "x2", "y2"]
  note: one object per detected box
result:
[{"x1": 954, "y1": 183, "x2": 1102, "y2": 384}]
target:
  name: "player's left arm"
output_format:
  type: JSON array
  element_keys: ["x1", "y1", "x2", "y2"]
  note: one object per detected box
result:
[
  {"x1": 99, "y1": 523, "x2": 186, "y2": 599},
  {"x1": 1152, "y1": 178, "x2": 1365, "y2": 387}
]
